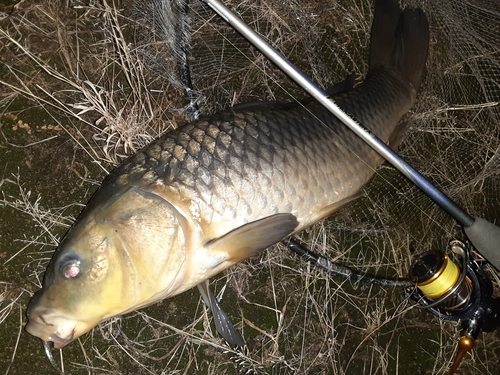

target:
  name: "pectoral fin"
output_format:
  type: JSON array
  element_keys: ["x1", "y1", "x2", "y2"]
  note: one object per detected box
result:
[
  {"x1": 197, "y1": 280, "x2": 245, "y2": 347},
  {"x1": 205, "y1": 213, "x2": 299, "y2": 264}
]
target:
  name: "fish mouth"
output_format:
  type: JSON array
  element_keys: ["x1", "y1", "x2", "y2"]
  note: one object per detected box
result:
[
  {"x1": 25, "y1": 313, "x2": 77, "y2": 349},
  {"x1": 48, "y1": 329, "x2": 75, "y2": 349}
]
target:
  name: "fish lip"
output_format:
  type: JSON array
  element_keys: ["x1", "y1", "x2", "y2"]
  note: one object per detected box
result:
[
  {"x1": 26, "y1": 313, "x2": 77, "y2": 349},
  {"x1": 49, "y1": 328, "x2": 75, "y2": 349}
]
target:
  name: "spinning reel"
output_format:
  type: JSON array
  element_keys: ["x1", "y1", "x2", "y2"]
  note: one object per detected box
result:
[
  {"x1": 408, "y1": 240, "x2": 500, "y2": 374},
  {"x1": 288, "y1": 237, "x2": 500, "y2": 375}
]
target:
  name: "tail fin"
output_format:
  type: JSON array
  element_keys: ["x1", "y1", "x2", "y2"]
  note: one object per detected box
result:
[{"x1": 369, "y1": 0, "x2": 429, "y2": 91}]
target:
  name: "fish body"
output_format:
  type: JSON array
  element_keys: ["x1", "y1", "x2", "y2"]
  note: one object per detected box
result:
[{"x1": 26, "y1": 0, "x2": 429, "y2": 349}]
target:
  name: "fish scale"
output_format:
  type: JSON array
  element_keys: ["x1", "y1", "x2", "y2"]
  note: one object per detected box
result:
[
  {"x1": 104, "y1": 66, "x2": 412, "y2": 234},
  {"x1": 26, "y1": 0, "x2": 429, "y2": 350}
]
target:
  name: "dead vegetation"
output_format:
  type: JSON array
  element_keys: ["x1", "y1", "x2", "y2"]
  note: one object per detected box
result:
[{"x1": 1, "y1": 0, "x2": 499, "y2": 374}]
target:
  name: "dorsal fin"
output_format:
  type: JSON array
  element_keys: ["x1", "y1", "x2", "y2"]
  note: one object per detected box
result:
[{"x1": 230, "y1": 73, "x2": 356, "y2": 113}]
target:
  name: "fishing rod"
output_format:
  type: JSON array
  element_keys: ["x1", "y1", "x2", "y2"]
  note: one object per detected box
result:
[
  {"x1": 201, "y1": 1, "x2": 500, "y2": 373},
  {"x1": 201, "y1": 0, "x2": 500, "y2": 271}
]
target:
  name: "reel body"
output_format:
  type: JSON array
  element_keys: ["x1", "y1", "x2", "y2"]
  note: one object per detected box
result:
[{"x1": 408, "y1": 240, "x2": 500, "y2": 374}]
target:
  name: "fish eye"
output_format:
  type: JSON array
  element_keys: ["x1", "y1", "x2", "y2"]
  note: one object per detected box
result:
[
  {"x1": 63, "y1": 263, "x2": 80, "y2": 278},
  {"x1": 58, "y1": 255, "x2": 82, "y2": 279}
]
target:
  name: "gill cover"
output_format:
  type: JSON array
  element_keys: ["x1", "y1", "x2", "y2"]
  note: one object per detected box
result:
[{"x1": 26, "y1": 186, "x2": 187, "y2": 346}]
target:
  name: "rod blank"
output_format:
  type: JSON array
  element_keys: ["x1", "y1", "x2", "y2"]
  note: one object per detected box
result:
[{"x1": 202, "y1": 0, "x2": 500, "y2": 270}]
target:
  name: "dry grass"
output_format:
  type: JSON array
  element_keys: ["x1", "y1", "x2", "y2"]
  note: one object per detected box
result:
[{"x1": 1, "y1": 0, "x2": 499, "y2": 374}]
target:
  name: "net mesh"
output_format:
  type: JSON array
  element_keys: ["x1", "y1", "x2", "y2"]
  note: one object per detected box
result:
[{"x1": 0, "y1": 0, "x2": 499, "y2": 374}]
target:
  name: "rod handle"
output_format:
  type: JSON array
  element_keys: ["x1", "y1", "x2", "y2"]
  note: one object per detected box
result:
[{"x1": 464, "y1": 217, "x2": 500, "y2": 270}]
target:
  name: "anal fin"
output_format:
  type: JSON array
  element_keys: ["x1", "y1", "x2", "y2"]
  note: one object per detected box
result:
[{"x1": 197, "y1": 280, "x2": 245, "y2": 347}]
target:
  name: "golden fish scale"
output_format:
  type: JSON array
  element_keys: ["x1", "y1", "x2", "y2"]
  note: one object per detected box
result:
[{"x1": 107, "y1": 67, "x2": 414, "y2": 235}]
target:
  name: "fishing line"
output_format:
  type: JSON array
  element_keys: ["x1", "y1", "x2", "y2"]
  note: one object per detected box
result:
[
  {"x1": 184, "y1": 1, "x2": 430, "y2": 290},
  {"x1": 189, "y1": 6, "x2": 500, "y2": 373},
  {"x1": 184, "y1": 1, "x2": 453, "y2": 248},
  {"x1": 195, "y1": 0, "x2": 500, "y2": 271}
]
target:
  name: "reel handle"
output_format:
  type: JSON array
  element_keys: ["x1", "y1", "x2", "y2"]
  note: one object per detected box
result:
[{"x1": 448, "y1": 335, "x2": 475, "y2": 375}]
